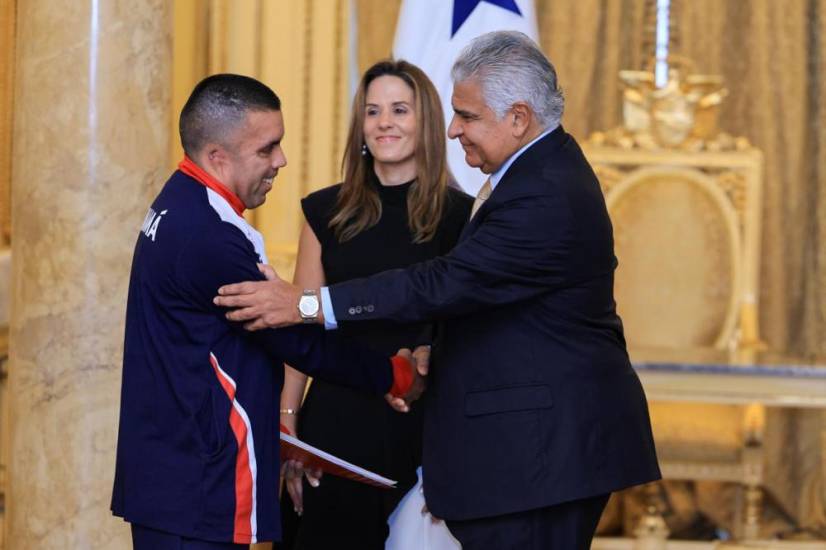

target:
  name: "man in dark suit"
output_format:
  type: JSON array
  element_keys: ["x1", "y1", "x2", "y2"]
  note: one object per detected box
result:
[{"x1": 215, "y1": 32, "x2": 660, "y2": 549}]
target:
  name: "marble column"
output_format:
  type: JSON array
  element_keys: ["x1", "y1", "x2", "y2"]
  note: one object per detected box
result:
[{"x1": 6, "y1": 1, "x2": 170, "y2": 548}]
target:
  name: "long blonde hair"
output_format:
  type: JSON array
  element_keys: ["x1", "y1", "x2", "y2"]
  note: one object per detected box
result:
[{"x1": 330, "y1": 59, "x2": 451, "y2": 243}]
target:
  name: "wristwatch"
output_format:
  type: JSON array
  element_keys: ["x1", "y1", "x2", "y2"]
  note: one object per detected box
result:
[{"x1": 297, "y1": 289, "x2": 320, "y2": 323}]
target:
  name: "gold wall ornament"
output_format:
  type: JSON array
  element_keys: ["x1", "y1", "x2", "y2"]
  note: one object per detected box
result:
[{"x1": 588, "y1": 56, "x2": 744, "y2": 152}]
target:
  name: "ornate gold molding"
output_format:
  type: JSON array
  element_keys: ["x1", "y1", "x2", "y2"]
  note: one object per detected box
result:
[{"x1": 587, "y1": 56, "x2": 753, "y2": 153}]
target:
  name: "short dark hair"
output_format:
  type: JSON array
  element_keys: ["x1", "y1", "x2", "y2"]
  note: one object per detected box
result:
[{"x1": 179, "y1": 74, "x2": 281, "y2": 156}]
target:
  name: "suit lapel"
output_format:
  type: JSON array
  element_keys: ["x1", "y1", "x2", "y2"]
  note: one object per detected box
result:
[{"x1": 458, "y1": 126, "x2": 570, "y2": 243}]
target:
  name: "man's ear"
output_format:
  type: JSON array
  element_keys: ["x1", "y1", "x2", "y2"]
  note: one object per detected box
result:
[
  {"x1": 203, "y1": 143, "x2": 224, "y2": 164},
  {"x1": 510, "y1": 102, "x2": 532, "y2": 138},
  {"x1": 191, "y1": 144, "x2": 234, "y2": 188},
  {"x1": 201, "y1": 144, "x2": 231, "y2": 176}
]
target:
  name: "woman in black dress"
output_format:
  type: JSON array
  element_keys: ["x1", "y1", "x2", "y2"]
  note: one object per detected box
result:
[{"x1": 279, "y1": 60, "x2": 472, "y2": 549}]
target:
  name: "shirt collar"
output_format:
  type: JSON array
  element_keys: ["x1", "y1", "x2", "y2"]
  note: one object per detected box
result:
[
  {"x1": 488, "y1": 124, "x2": 557, "y2": 190},
  {"x1": 178, "y1": 155, "x2": 246, "y2": 216}
]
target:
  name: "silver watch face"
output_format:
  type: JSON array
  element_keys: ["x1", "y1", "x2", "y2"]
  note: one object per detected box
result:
[{"x1": 298, "y1": 295, "x2": 319, "y2": 317}]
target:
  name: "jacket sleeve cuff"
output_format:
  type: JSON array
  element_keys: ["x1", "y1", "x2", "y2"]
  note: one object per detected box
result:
[{"x1": 320, "y1": 286, "x2": 338, "y2": 330}]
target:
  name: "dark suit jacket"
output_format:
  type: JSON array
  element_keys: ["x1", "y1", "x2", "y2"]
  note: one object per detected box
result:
[{"x1": 329, "y1": 126, "x2": 661, "y2": 521}]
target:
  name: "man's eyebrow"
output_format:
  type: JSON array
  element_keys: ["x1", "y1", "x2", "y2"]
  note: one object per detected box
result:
[
  {"x1": 258, "y1": 138, "x2": 281, "y2": 152},
  {"x1": 453, "y1": 107, "x2": 478, "y2": 118}
]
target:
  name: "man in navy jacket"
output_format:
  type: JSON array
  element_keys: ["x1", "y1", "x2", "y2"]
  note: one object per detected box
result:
[
  {"x1": 112, "y1": 74, "x2": 420, "y2": 549},
  {"x1": 216, "y1": 33, "x2": 660, "y2": 549}
]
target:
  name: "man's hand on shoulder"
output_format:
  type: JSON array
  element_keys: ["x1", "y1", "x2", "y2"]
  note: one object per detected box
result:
[{"x1": 214, "y1": 264, "x2": 320, "y2": 330}]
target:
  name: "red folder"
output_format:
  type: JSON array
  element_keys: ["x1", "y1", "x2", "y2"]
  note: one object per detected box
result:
[{"x1": 279, "y1": 430, "x2": 397, "y2": 489}]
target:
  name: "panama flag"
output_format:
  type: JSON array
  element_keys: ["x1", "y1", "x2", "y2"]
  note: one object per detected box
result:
[{"x1": 393, "y1": 0, "x2": 539, "y2": 195}]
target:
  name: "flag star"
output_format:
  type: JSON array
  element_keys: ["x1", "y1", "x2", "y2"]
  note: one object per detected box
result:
[{"x1": 452, "y1": 0, "x2": 523, "y2": 37}]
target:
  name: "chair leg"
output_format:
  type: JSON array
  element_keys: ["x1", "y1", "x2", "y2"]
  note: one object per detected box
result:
[
  {"x1": 633, "y1": 483, "x2": 670, "y2": 550},
  {"x1": 741, "y1": 440, "x2": 763, "y2": 540},
  {"x1": 742, "y1": 482, "x2": 762, "y2": 540}
]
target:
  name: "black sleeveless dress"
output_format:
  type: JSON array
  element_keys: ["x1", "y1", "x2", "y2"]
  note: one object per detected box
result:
[{"x1": 287, "y1": 174, "x2": 471, "y2": 549}]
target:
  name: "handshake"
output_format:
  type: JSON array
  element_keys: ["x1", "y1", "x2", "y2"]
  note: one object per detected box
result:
[{"x1": 385, "y1": 344, "x2": 430, "y2": 413}]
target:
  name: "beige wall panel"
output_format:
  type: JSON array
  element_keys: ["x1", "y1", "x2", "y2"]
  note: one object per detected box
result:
[{"x1": 0, "y1": 0, "x2": 15, "y2": 246}]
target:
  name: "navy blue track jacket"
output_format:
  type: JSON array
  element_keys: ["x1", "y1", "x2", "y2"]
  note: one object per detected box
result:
[{"x1": 111, "y1": 170, "x2": 394, "y2": 544}]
